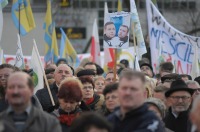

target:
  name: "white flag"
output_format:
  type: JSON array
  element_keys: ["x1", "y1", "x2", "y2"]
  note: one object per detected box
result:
[
  {"x1": 31, "y1": 40, "x2": 44, "y2": 93},
  {"x1": 134, "y1": 54, "x2": 141, "y2": 71},
  {"x1": 91, "y1": 19, "x2": 101, "y2": 65},
  {"x1": 130, "y1": 0, "x2": 146, "y2": 59},
  {"x1": 0, "y1": 4, "x2": 3, "y2": 42},
  {"x1": 14, "y1": 34, "x2": 25, "y2": 69},
  {"x1": 104, "y1": 2, "x2": 108, "y2": 14},
  {"x1": 191, "y1": 44, "x2": 200, "y2": 79}
]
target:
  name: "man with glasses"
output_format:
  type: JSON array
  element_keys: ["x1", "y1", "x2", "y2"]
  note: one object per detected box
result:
[{"x1": 164, "y1": 79, "x2": 194, "y2": 132}]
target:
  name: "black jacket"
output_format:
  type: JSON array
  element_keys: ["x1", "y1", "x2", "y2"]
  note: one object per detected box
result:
[
  {"x1": 78, "y1": 94, "x2": 104, "y2": 112},
  {"x1": 163, "y1": 107, "x2": 190, "y2": 132},
  {"x1": 107, "y1": 103, "x2": 165, "y2": 132},
  {"x1": 36, "y1": 82, "x2": 59, "y2": 113}
]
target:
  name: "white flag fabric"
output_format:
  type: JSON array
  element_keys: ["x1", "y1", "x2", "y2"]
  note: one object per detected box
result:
[
  {"x1": 130, "y1": 0, "x2": 146, "y2": 59},
  {"x1": 91, "y1": 19, "x2": 101, "y2": 65},
  {"x1": 0, "y1": 4, "x2": 3, "y2": 42},
  {"x1": 14, "y1": 34, "x2": 25, "y2": 69},
  {"x1": 146, "y1": 0, "x2": 200, "y2": 74},
  {"x1": 104, "y1": 2, "x2": 108, "y2": 14},
  {"x1": 0, "y1": 47, "x2": 4, "y2": 64},
  {"x1": 31, "y1": 40, "x2": 44, "y2": 93},
  {"x1": 191, "y1": 44, "x2": 200, "y2": 79}
]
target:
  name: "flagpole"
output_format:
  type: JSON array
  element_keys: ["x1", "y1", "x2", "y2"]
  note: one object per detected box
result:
[
  {"x1": 33, "y1": 40, "x2": 55, "y2": 106},
  {"x1": 114, "y1": 49, "x2": 117, "y2": 82},
  {"x1": 18, "y1": 2, "x2": 21, "y2": 36},
  {"x1": 132, "y1": 23, "x2": 138, "y2": 70}
]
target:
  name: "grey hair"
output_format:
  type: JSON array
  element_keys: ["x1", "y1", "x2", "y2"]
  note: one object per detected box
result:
[{"x1": 185, "y1": 80, "x2": 200, "y2": 87}]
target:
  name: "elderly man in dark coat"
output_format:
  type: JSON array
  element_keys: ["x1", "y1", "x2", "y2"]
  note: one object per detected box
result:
[
  {"x1": 0, "y1": 72, "x2": 62, "y2": 132},
  {"x1": 163, "y1": 79, "x2": 194, "y2": 132}
]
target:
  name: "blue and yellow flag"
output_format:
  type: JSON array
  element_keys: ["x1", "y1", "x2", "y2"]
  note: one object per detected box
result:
[
  {"x1": 44, "y1": 0, "x2": 53, "y2": 63},
  {"x1": 51, "y1": 26, "x2": 59, "y2": 64},
  {"x1": 60, "y1": 28, "x2": 80, "y2": 68},
  {"x1": 11, "y1": 0, "x2": 35, "y2": 36}
]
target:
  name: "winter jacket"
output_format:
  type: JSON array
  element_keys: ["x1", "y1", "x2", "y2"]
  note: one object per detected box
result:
[
  {"x1": 163, "y1": 107, "x2": 190, "y2": 132},
  {"x1": 36, "y1": 82, "x2": 59, "y2": 112},
  {"x1": 107, "y1": 103, "x2": 165, "y2": 132},
  {"x1": 0, "y1": 106, "x2": 62, "y2": 132}
]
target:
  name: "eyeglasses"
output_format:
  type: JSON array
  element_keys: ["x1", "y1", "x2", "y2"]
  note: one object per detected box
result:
[
  {"x1": 83, "y1": 86, "x2": 93, "y2": 90},
  {"x1": 105, "y1": 95, "x2": 118, "y2": 100},
  {"x1": 169, "y1": 96, "x2": 191, "y2": 101}
]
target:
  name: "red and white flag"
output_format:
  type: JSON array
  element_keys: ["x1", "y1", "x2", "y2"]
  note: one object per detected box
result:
[
  {"x1": 91, "y1": 19, "x2": 101, "y2": 65},
  {"x1": 103, "y1": 2, "x2": 115, "y2": 70}
]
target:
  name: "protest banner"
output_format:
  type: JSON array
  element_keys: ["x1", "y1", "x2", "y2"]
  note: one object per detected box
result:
[
  {"x1": 146, "y1": 0, "x2": 200, "y2": 75},
  {"x1": 103, "y1": 12, "x2": 130, "y2": 49}
]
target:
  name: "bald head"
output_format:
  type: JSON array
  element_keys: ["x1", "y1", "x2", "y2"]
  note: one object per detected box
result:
[{"x1": 54, "y1": 64, "x2": 73, "y2": 85}]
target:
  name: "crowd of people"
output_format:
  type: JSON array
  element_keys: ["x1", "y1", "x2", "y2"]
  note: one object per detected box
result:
[{"x1": 0, "y1": 57, "x2": 200, "y2": 132}]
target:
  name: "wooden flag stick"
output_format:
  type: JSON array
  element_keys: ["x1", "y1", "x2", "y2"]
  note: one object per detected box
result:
[
  {"x1": 132, "y1": 23, "x2": 138, "y2": 70},
  {"x1": 33, "y1": 40, "x2": 55, "y2": 106},
  {"x1": 132, "y1": 23, "x2": 137, "y2": 53},
  {"x1": 114, "y1": 49, "x2": 117, "y2": 82}
]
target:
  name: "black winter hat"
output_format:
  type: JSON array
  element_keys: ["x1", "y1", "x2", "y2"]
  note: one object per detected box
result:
[
  {"x1": 165, "y1": 79, "x2": 194, "y2": 97},
  {"x1": 140, "y1": 63, "x2": 153, "y2": 72},
  {"x1": 77, "y1": 69, "x2": 96, "y2": 77}
]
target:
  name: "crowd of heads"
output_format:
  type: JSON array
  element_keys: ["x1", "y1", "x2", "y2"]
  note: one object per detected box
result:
[{"x1": 0, "y1": 57, "x2": 200, "y2": 132}]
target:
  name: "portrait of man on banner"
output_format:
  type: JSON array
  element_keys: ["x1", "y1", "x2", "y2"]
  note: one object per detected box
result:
[{"x1": 103, "y1": 12, "x2": 130, "y2": 49}]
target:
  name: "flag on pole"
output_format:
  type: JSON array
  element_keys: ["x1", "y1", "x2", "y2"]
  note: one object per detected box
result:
[
  {"x1": 103, "y1": 2, "x2": 115, "y2": 71},
  {"x1": 44, "y1": 0, "x2": 53, "y2": 63},
  {"x1": 14, "y1": 34, "x2": 25, "y2": 69},
  {"x1": 191, "y1": 44, "x2": 200, "y2": 79},
  {"x1": 0, "y1": 4, "x2": 3, "y2": 42},
  {"x1": 60, "y1": 28, "x2": 80, "y2": 68},
  {"x1": 134, "y1": 54, "x2": 140, "y2": 71},
  {"x1": 31, "y1": 40, "x2": 44, "y2": 93},
  {"x1": 1, "y1": 0, "x2": 8, "y2": 8},
  {"x1": 130, "y1": 0, "x2": 146, "y2": 59},
  {"x1": 51, "y1": 26, "x2": 59, "y2": 64},
  {"x1": 91, "y1": 19, "x2": 101, "y2": 66},
  {"x1": 11, "y1": 0, "x2": 35, "y2": 36}
]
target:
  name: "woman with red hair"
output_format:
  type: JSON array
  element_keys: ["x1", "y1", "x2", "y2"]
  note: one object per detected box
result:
[{"x1": 52, "y1": 78, "x2": 83, "y2": 132}]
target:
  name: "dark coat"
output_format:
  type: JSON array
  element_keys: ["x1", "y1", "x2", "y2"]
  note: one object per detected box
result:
[
  {"x1": 107, "y1": 103, "x2": 165, "y2": 132},
  {"x1": 85, "y1": 94, "x2": 104, "y2": 111},
  {"x1": 36, "y1": 82, "x2": 59, "y2": 112},
  {"x1": 0, "y1": 106, "x2": 62, "y2": 132},
  {"x1": 52, "y1": 108, "x2": 82, "y2": 132},
  {"x1": 163, "y1": 107, "x2": 190, "y2": 132}
]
